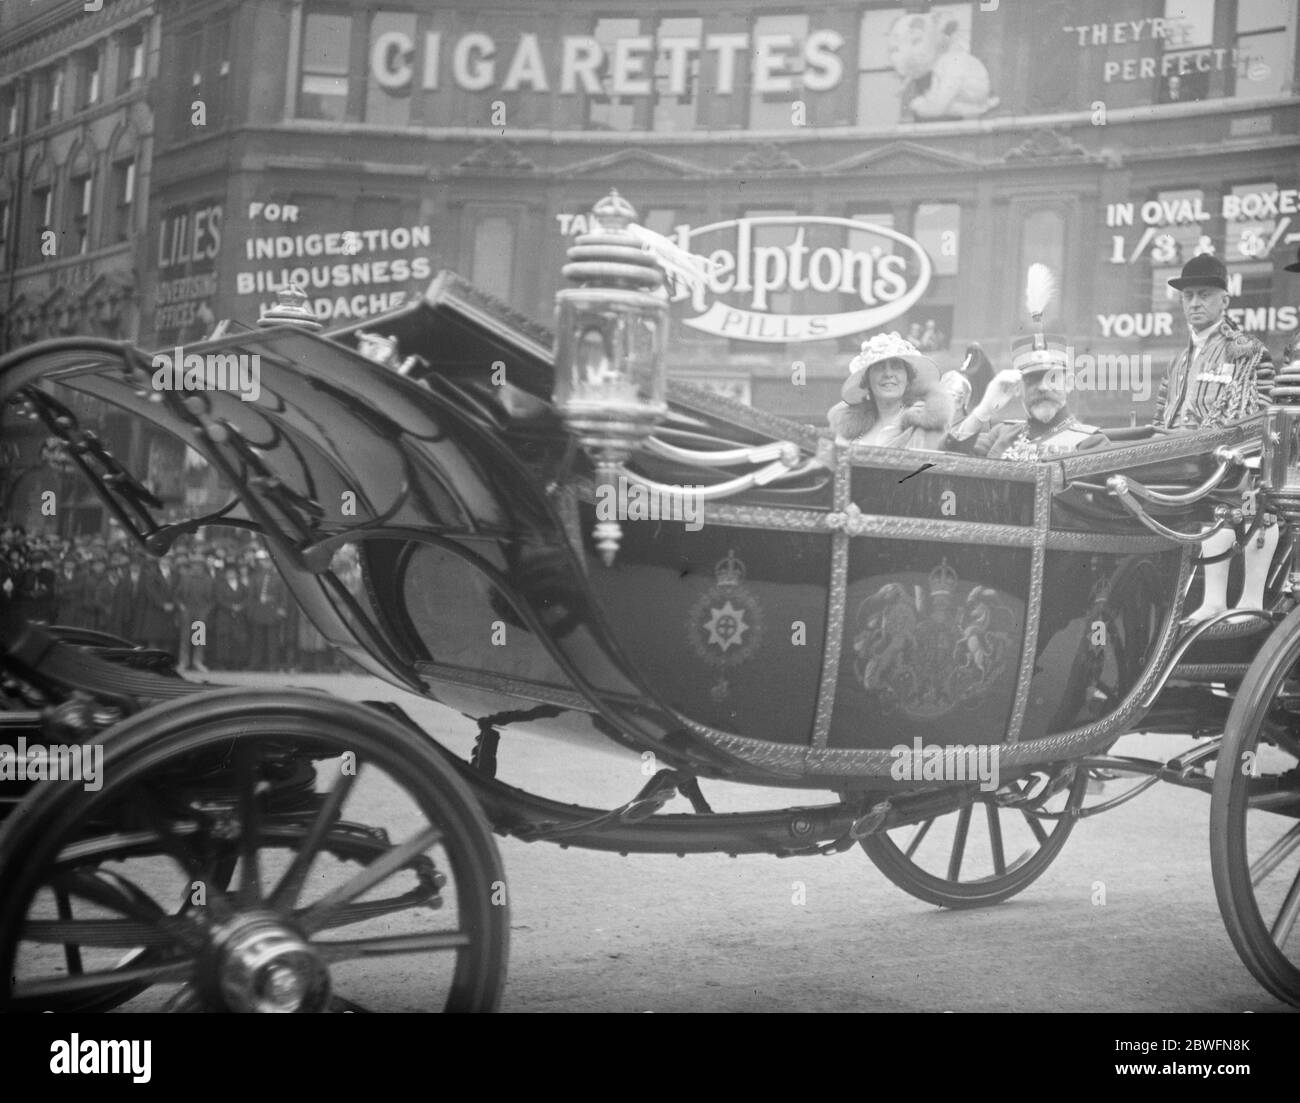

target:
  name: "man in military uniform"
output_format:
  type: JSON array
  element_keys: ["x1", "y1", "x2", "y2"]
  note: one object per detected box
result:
[{"x1": 944, "y1": 333, "x2": 1107, "y2": 460}]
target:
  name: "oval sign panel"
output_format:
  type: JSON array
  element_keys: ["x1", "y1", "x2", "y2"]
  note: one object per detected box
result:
[{"x1": 670, "y1": 216, "x2": 933, "y2": 344}]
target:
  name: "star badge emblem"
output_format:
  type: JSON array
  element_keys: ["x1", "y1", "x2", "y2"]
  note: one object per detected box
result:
[{"x1": 704, "y1": 601, "x2": 749, "y2": 652}]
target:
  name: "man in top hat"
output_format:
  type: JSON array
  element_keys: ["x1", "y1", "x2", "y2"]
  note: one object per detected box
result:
[
  {"x1": 1154, "y1": 252, "x2": 1273, "y2": 429},
  {"x1": 945, "y1": 265, "x2": 1106, "y2": 460},
  {"x1": 1157, "y1": 253, "x2": 1276, "y2": 624}
]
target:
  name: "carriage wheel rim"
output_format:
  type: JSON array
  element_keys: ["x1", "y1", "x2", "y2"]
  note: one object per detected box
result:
[
  {"x1": 860, "y1": 768, "x2": 1086, "y2": 908},
  {"x1": 0, "y1": 694, "x2": 508, "y2": 1013},
  {"x1": 1211, "y1": 607, "x2": 1300, "y2": 1006}
]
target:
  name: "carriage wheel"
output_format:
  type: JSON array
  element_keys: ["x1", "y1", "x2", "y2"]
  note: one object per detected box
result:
[
  {"x1": 1210, "y1": 604, "x2": 1300, "y2": 1007},
  {"x1": 0, "y1": 688, "x2": 508, "y2": 1012},
  {"x1": 860, "y1": 767, "x2": 1087, "y2": 908}
]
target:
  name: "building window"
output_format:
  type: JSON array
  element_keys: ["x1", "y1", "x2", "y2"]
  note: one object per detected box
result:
[
  {"x1": 652, "y1": 17, "x2": 702, "y2": 131},
  {"x1": 28, "y1": 185, "x2": 53, "y2": 265},
  {"x1": 1019, "y1": 209, "x2": 1066, "y2": 329},
  {"x1": 1160, "y1": 0, "x2": 1217, "y2": 102},
  {"x1": 365, "y1": 11, "x2": 417, "y2": 126},
  {"x1": 34, "y1": 65, "x2": 65, "y2": 127},
  {"x1": 112, "y1": 159, "x2": 135, "y2": 243},
  {"x1": 68, "y1": 173, "x2": 94, "y2": 254},
  {"x1": 1157, "y1": 0, "x2": 1295, "y2": 102},
  {"x1": 298, "y1": 11, "x2": 353, "y2": 121},
  {"x1": 120, "y1": 24, "x2": 147, "y2": 92},
  {"x1": 857, "y1": 4, "x2": 975, "y2": 129},
  {"x1": 174, "y1": 27, "x2": 202, "y2": 139},
  {"x1": 914, "y1": 203, "x2": 961, "y2": 279},
  {"x1": 471, "y1": 214, "x2": 516, "y2": 303},
  {"x1": 77, "y1": 46, "x2": 102, "y2": 110},
  {"x1": 588, "y1": 18, "x2": 642, "y2": 131},
  {"x1": 1, "y1": 85, "x2": 17, "y2": 137},
  {"x1": 50, "y1": 66, "x2": 64, "y2": 121},
  {"x1": 203, "y1": 17, "x2": 232, "y2": 129},
  {"x1": 27, "y1": 71, "x2": 46, "y2": 131},
  {"x1": 747, "y1": 13, "x2": 808, "y2": 130},
  {"x1": 1236, "y1": 0, "x2": 1296, "y2": 98}
]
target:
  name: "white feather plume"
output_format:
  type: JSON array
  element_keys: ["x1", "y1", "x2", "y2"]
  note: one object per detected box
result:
[
  {"x1": 1025, "y1": 263, "x2": 1056, "y2": 321},
  {"x1": 626, "y1": 223, "x2": 716, "y2": 294}
]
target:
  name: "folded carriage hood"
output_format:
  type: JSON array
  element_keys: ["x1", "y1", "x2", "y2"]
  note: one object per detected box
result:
[{"x1": 0, "y1": 276, "x2": 775, "y2": 779}]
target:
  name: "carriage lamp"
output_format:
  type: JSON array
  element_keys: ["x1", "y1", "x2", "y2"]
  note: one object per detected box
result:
[
  {"x1": 553, "y1": 190, "x2": 669, "y2": 565},
  {"x1": 258, "y1": 283, "x2": 323, "y2": 332}
]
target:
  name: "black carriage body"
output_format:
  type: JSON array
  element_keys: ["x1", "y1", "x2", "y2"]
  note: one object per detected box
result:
[{"x1": 0, "y1": 273, "x2": 1263, "y2": 790}]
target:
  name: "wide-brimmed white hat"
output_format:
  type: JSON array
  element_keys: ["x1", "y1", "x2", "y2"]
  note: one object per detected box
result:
[{"x1": 841, "y1": 331, "x2": 941, "y2": 405}]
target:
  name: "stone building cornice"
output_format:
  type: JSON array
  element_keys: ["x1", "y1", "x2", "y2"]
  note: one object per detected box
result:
[{"x1": 0, "y1": 0, "x2": 153, "y2": 74}]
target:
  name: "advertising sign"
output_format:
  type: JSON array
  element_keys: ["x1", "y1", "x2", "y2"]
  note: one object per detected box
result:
[
  {"x1": 666, "y1": 216, "x2": 932, "y2": 343},
  {"x1": 230, "y1": 202, "x2": 434, "y2": 326},
  {"x1": 152, "y1": 200, "x2": 223, "y2": 346}
]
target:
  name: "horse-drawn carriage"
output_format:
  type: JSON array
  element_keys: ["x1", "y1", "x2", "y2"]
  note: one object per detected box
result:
[{"x1": 1, "y1": 193, "x2": 1298, "y2": 1012}]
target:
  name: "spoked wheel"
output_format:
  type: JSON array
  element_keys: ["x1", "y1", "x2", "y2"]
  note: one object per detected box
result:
[
  {"x1": 0, "y1": 688, "x2": 508, "y2": 1012},
  {"x1": 1211, "y1": 604, "x2": 1300, "y2": 1007},
  {"x1": 860, "y1": 767, "x2": 1087, "y2": 908}
]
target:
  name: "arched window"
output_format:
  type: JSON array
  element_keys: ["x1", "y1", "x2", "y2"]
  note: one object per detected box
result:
[
  {"x1": 108, "y1": 124, "x2": 140, "y2": 243},
  {"x1": 26, "y1": 156, "x2": 54, "y2": 267},
  {"x1": 0, "y1": 171, "x2": 12, "y2": 272},
  {"x1": 65, "y1": 141, "x2": 96, "y2": 254}
]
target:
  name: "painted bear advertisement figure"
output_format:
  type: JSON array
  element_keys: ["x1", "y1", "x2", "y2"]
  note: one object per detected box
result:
[{"x1": 887, "y1": 12, "x2": 999, "y2": 121}]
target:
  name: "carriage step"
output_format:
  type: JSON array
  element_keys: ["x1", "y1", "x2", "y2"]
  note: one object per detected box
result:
[{"x1": 1184, "y1": 617, "x2": 1272, "y2": 642}]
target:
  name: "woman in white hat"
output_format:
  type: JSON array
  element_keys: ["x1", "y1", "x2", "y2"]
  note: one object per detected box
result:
[{"x1": 827, "y1": 331, "x2": 954, "y2": 450}]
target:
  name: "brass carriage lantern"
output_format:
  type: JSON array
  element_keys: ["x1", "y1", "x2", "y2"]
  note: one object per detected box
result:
[{"x1": 553, "y1": 190, "x2": 669, "y2": 565}]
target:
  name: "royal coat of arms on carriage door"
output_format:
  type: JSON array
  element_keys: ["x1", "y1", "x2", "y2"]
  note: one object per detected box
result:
[{"x1": 852, "y1": 559, "x2": 1018, "y2": 719}]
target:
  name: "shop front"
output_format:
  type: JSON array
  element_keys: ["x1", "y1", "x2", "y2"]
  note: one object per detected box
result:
[{"x1": 141, "y1": 0, "x2": 1299, "y2": 425}]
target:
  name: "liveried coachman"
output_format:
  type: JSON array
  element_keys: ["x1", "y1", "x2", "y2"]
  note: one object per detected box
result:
[{"x1": 1156, "y1": 253, "x2": 1276, "y2": 625}]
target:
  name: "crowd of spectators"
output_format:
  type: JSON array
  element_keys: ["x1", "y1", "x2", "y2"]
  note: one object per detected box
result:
[{"x1": 0, "y1": 523, "x2": 353, "y2": 673}]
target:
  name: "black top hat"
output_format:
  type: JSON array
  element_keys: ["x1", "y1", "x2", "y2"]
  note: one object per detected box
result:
[
  {"x1": 1284, "y1": 246, "x2": 1300, "y2": 274},
  {"x1": 1169, "y1": 253, "x2": 1228, "y2": 291}
]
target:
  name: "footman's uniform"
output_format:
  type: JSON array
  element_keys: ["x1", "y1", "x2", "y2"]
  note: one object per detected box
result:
[{"x1": 1154, "y1": 317, "x2": 1273, "y2": 429}]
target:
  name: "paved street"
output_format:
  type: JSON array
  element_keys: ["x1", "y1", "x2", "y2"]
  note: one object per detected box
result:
[{"x1": 184, "y1": 670, "x2": 1293, "y2": 1014}]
